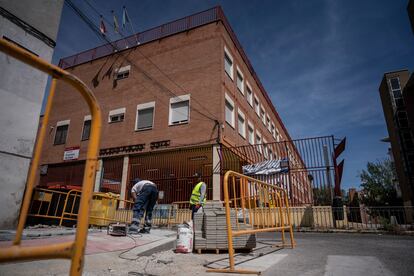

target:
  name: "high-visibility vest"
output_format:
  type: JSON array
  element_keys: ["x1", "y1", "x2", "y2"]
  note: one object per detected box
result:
[{"x1": 189, "y1": 182, "x2": 206, "y2": 205}]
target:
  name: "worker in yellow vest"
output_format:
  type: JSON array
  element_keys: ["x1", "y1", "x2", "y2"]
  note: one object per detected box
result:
[{"x1": 189, "y1": 172, "x2": 207, "y2": 220}]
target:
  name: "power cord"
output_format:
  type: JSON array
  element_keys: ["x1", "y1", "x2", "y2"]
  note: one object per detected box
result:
[{"x1": 118, "y1": 233, "x2": 143, "y2": 260}]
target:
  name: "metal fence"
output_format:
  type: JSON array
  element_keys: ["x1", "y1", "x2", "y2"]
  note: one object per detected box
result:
[
  {"x1": 27, "y1": 187, "x2": 414, "y2": 232},
  {"x1": 127, "y1": 145, "x2": 214, "y2": 204},
  {"x1": 59, "y1": 7, "x2": 220, "y2": 69},
  {"x1": 219, "y1": 136, "x2": 338, "y2": 206},
  {"x1": 100, "y1": 157, "x2": 123, "y2": 194}
]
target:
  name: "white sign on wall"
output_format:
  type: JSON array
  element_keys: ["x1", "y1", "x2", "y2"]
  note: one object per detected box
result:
[{"x1": 63, "y1": 147, "x2": 80, "y2": 161}]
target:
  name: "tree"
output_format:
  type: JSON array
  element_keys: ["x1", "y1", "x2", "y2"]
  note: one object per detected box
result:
[{"x1": 359, "y1": 159, "x2": 401, "y2": 206}]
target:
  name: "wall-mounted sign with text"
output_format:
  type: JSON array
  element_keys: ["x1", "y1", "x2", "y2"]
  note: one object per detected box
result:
[{"x1": 63, "y1": 146, "x2": 80, "y2": 161}]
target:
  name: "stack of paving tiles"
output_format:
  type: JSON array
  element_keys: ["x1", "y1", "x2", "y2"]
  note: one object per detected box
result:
[{"x1": 194, "y1": 201, "x2": 256, "y2": 251}]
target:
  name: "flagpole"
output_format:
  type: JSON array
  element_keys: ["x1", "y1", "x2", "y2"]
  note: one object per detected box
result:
[{"x1": 123, "y1": 6, "x2": 139, "y2": 46}]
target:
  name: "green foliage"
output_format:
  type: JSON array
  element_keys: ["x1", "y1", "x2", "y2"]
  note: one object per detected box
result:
[{"x1": 359, "y1": 159, "x2": 401, "y2": 206}]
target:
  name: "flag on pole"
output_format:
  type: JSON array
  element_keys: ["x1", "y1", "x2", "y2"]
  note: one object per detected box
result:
[
  {"x1": 99, "y1": 15, "x2": 106, "y2": 34},
  {"x1": 112, "y1": 10, "x2": 120, "y2": 33},
  {"x1": 122, "y1": 6, "x2": 130, "y2": 29}
]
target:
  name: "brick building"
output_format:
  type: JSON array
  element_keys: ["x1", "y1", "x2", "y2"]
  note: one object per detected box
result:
[
  {"x1": 379, "y1": 70, "x2": 414, "y2": 207},
  {"x1": 38, "y1": 7, "x2": 311, "y2": 204}
]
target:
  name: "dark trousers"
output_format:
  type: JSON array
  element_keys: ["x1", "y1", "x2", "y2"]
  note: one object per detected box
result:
[
  {"x1": 191, "y1": 204, "x2": 201, "y2": 220},
  {"x1": 132, "y1": 185, "x2": 158, "y2": 230}
]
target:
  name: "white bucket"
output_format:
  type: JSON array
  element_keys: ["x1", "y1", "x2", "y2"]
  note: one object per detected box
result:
[{"x1": 175, "y1": 222, "x2": 193, "y2": 253}]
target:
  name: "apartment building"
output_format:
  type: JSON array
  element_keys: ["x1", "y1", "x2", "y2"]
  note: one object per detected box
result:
[
  {"x1": 38, "y1": 7, "x2": 311, "y2": 204},
  {"x1": 379, "y1": 70, "x2": 414, "y2": 207}
]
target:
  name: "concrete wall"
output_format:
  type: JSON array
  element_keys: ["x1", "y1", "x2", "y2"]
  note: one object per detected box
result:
[{"x1": 0, "y1": 1, "x2": 63, "y2": 228}]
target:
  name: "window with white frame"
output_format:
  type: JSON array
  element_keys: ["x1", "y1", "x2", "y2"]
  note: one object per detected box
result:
[
  {"x1": 260, "y1": 105, "x2": 266, "y2": 125},
  {"x1": 263, "y1": 138, "x2": 269, "y2": 159},
  {"x1": 81, "y1": 115, "x2": 91, "y2": 141},
  {"x1": 236, "y1": 67, "x2": 244, "y2": 94},
  {"x1": 271, "y1": 123, "x2": 276, "y2": 139},
  {"x1": 224, "y1": 46, "x2": 234, "y2": 80},
  {"x1": 169, "y1": 94, "x2": 190, "y2": 125},
  {"x1": 115, "y1": 65, "x2": 130, "y2": 80},
  {"x1": 109, "y1": 108, "x2": 125, "y2": 123},
  {"x1": 266, "y1": 115, "x2": 271, "y2": 132},
  {"x1": 54, "y1": 120, "x2": 70, "y2": 145},
  {"x1": 248, "y1": 121, "x2": 254, "y2": 145},
  {"x1": 389, "y1": 77, "x2": 404, "y2": 109},
  {"x1": 136, "y1": 101, "x2": 155, "y2": 130},
  {"x1": 225, "y1": 93, "x2": 235, "y2": 128},
  {"x1": 256, "y1": 131, "x2": 262, "y2": 154},
  {"x1": 246, "y1": 82, "x2": 253, "y2": 107},
  {"x1": 237, "y1": 109, "x2": 246, "y2": 138},
  {"x1": 254, "y1": 95, "x2": 260, "y2": 117}
]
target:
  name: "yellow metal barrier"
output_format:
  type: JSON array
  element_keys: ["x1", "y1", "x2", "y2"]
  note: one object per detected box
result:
[
  {"x1": 167, "y1": 201, "x2": 192, "y2": 228},
  {"x1": 207, "y1": 171, "x2": 295, "y2": 275},
  {"x1": 0, "y1": 38, "x2": 102, "y2": 276}
]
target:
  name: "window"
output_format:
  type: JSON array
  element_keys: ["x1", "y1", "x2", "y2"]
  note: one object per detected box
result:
[
  {"x1": 246, "y1": 82, "x2": 253, "y2": 107},
  {"x1": 81, "y1": 115, "x2": 91, "y2": 141},
  {"x1": 238, "y1": 110, "x2": 246, "y2": 138},
  {"x1": 169, "y1": 94, "x2": 190, "y2": 125},
  {"x1": 271, "y1": 123, "x2": 276, "y2": 139},
  {"x1": 136, "y1": 102, "x2": 155, "y2": 130},
  {"x1": 266, "y1": 115, "x2": 271, "y2": 132},
  {"x1": 109, "y1": 108, "x2": 126, "y2": 123},
  {"x1": 236, "y1": 67, "x2": 244, "y2": 94},
  {"x1": 401, "y1": 131, "x2": 414, "y2": 150},
  {"x1": 248, "y1": 121, "x2": 254, "y2": 145},
  {"x1": 389, "y1": 77, "x2": 404, "y2": 109},
  {"x1": 254, "y1": 95, "x2": 260, "y2": 117},
  {"x1": 224, "y1": 46, "x2": 234, "y2": 79},
  {"x1": 256, "y1": 131, "x2": 262, "y2": 154},
  {"x1": 225, "y1": 93, "x2": 235, "y2": 128},
  {"x1": 397, "y1": 111, "x2": 409, "y2": 128},
  {"x1": 115, "y1": 65, "x2": 130, "y2": 80},
  {"x1": 263, "y1": 138, "x2": 269, "y2": 159},
  {"x1": 54, "y1": 120, "x2": 69, "y2": 145},
  {"x1": 260, "y1": 105, "x2": 266, "y2": 125}
]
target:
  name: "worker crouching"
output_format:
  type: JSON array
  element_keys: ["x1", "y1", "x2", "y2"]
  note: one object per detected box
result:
[{"x1": 129, "y1": 178, "x2": 158, "y2": 234}]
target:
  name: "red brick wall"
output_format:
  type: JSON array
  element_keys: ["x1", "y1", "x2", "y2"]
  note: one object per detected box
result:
[
  {"x1": 42, "y1": 23, "x2": 223, "y2": 164},
  {"x1": 41, "y1": 22, "x2": 291, "y2": 165}
]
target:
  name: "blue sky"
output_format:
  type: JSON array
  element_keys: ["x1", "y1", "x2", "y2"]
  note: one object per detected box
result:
[{"x1": 48, "y1": 0, "x2": 414, "y2": 190}]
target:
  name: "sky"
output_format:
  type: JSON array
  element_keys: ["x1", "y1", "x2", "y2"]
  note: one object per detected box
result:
[{"x1": 47, "y1": 0, "x2": 414, "y2": 190}]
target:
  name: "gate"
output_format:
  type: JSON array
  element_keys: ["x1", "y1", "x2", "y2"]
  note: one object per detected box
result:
[
  {"x1": 100, "y1": 157, "x2": 123, "y2": 193},
  {"x1": 127, "y1": 146, "x2": 213, "y2": 203},
  {"x1": 220, "y1": 136, "x2": 343, "y2": 206}
]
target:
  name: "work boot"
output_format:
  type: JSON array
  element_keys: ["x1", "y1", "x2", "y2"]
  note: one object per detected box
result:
[
  {"x1": 139, "y1": 227, "x2": 150, "y2": 234},
  {"x1": 129, "y1": 223, "x2": 139, "y2": 234}
]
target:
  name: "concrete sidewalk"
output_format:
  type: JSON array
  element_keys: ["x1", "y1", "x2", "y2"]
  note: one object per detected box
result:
[
  {"x1": 4, "y1": 229, "x2": 410, "y2": 276},
  {"x1": 0, "y1": 226, "x2": 285, "y2": 275}
]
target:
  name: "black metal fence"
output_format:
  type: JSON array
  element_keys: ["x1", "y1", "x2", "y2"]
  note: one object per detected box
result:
[{"x1": 219, "y1": 136, "x2": 339, "y2": 206}]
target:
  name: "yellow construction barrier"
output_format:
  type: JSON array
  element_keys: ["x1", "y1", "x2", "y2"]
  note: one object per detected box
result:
[
  {"x1": 0, "y1": 38, "x2": 102, "y2": 276},
  {"x1": 207, "y1": 170, "x2": 295, "y2": 275}
]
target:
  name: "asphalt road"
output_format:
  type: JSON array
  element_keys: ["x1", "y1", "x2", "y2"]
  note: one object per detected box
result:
[{"x1": 261, "y1": 232, "x2": 414, "y2": 276}]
